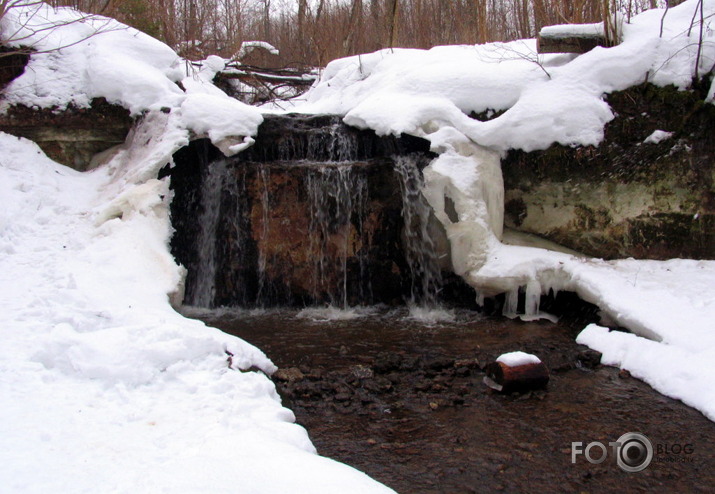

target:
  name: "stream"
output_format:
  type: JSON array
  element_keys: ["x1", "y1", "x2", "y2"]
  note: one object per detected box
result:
[{"x1": 185, "y1": 306, "x2": 715, "y2": 493}]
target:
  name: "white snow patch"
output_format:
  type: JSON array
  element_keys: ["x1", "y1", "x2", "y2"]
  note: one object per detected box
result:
[
  {"x1": 578, "y1": 324, "x2": 715, "y2": 422},
  {"x1": 0, "y1": 126, "x2": 394, "y2": 492},
  {"x1": 539, "y1": 22, "x2": 606, "y2": 39},
  {"x1": 497, "y1": 351, "x2": 542, "y2": 367},
  {"x1": 643, "y1": 129, "x2": 674, "y2": 144}
]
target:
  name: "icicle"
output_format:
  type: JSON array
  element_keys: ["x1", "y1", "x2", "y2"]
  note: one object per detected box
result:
[
  {"x1": 502, "y1": 288, "x2": 520, "y2": 318},
  {"x1": 524, "y1": 279, "x2": 542, "y2": 318}
]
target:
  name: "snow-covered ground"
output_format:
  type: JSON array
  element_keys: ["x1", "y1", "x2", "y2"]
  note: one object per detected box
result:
[
  {"x1": 0, "y1": 3, "x2": 394, "y2": 493},
  {"x1": 1, "y1": 0, "x2": 714, "y2": 492}
]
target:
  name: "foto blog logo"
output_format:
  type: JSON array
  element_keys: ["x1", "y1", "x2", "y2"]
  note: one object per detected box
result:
[{"x1": 571, "y1": 432, "x2": 653, "y2": 473}]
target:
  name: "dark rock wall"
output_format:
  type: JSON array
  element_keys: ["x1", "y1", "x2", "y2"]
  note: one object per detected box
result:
[
  {"x1": 166, "y1": 116, "x2": 468, "y2": 308},
  {"x1": 502, "y1": 82, "x2": 715, "y2": 259}
]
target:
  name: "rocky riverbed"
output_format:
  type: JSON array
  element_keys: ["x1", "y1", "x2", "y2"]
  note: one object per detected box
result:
[{"x1": 186, "y1": 306, "x2": 715, "y2": 493}]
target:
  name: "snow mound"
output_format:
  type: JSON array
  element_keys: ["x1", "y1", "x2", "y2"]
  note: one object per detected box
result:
[
  {"x1": 0, "y1": 4, "x2": 393, "y2": 489},
  {"x1": 298, "y1": 0, "x2": 714, "y2": 152},
  {"x1": 0, "y1": 127, "x2": 394, "y2": 492},
  {"x1": 1, "y1": 2, "x2": 263, "y2": 156},
  {"x1": 0, "y1": 2, "x2": 183, "y2": 113}
]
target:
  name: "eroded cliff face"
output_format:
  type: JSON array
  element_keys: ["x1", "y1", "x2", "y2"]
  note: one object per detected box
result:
[
  {"x1": 0, "y1": 98, "x2": 133, "y2": 171},
  {"x1": 502, "y1": 82, "x2": 714, "y2": 260}
]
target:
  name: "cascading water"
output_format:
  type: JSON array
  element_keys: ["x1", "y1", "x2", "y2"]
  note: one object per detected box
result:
[
  {"x1": 395, "y1": 156, "x2": 443, "y2": 308},
  {"x1": 255, "y1": 164, "x2": 271, "y2": 306},
  {"x1": 190, "y1": 158, "x2": 227, "y2": 308},
  {"x1": 168, "y1": 114, "x2": 462, "y2": 310},
  {"x1": 307, "y1": 165, "x2": 368, "y2": 308}
]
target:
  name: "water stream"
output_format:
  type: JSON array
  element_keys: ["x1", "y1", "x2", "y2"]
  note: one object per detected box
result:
[{"x1": 185, "y1": 307, "x2": 715, "y2": 494}]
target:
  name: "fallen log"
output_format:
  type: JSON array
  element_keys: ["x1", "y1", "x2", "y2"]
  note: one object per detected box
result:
[
  {"x1": 484, "y1": 352, "x2": 549, "y2": 393},
  {"x1": 537, "y1": 22, "x2": 610, "y2": 54},
  {"x1": 216, "y1": 63, "x2": 318, "y2": 87}
]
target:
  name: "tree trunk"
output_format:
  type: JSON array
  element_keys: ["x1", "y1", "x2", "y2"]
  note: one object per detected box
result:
[{"x1": 387, "y1": 0, "x2": 399, "y2": 48}]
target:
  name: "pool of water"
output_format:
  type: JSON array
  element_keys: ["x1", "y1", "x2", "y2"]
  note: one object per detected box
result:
[{"x1": 184, "y1": 306, "x2": 715, "y2": 493}]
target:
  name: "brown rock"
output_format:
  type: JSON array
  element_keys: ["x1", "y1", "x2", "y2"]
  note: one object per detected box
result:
[{"x1": 272, "y1": 367, "x2": 305, "y2": 383}]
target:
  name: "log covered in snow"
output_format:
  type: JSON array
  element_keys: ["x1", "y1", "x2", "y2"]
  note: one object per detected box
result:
[
  {"x1": 484, "y1": 352, "x2": 549, "y2": 393},
  {"x1": 537, "y1": 22, "x2": 609, "y2": 54}
]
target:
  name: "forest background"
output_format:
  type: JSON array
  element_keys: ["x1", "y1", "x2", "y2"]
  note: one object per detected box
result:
[{"x1": 11, "y1": 0, "x2": 680, "y2": 68}]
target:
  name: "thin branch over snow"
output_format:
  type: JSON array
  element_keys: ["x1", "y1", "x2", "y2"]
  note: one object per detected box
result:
[{"x1": 0, "y1": 0, "x2": 124, "y2": 56}]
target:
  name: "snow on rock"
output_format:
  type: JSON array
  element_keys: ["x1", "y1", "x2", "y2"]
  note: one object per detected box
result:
[
  {"x1": 180, "y1": 93, "x2": 262, "y2": 155},
  {"x1": 496, "y1": 351, "x2": 542, "y2": 367},
  {"x1": 0, "y1": 2, "x2": 184, "y2": 114},
  {"x1": 643, "y1": 129, "x2": 673, "y2": 144},
  {"x1": 0, "y1": 1, "x2": 264, "y2": 156},
  {"x1": 235, "y1": 40, "x2": 280, "y2": 59}
]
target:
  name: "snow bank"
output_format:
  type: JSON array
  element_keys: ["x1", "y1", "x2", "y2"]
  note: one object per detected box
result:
[
  {"x1": 0, "y1": 2, "x2": 262, "y2": 156},
  {"x1": 0, "y1": 3, "x2": 393, "y2": 492},
  {"x1": 0, "y1": 2, "x2": 183, "y2": 113},
  {"x1": 0, "y1": 127, "x2": 394, "y2": 493},
  {"x1": 299, "y1": 0, "x2": 714, "y2": 153},
  {"x1": 578, "y1": 324, "x2": 715, "y2": 422}
]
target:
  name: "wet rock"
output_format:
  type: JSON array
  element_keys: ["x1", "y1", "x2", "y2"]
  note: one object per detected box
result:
[
  {"x1": 619, "y1": 369, "x2": 632, "y2": 379},
  {"x1": 374, "y1": 352, "x2": 403, "y2": 373},
  {"x1": 350, "y1": 364, "x2": 374, "y2": 380},
  {"x1": 424, "y1": 355, "x2": 455, "y2": 372},
  {"x1": 454, "y1": 357, "x2": 481, "y2": 370},
  {"x1": 455, "y1": 366, "x2": 471, "y2": 377},
  {"x1": 577, "y1": 349, "x2": 603, "y2": 369},
  {"x1": 273, "y1": 367, "x2": 305, "y2": 382},
  {"x1": 335, "y1": 392, "x2": 352, "y2": 402},
  {"x1": 400, "y1": 355, "x2": 422, "y2": 371}
]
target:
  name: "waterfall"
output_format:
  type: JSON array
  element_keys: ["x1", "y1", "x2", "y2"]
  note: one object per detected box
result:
[
  {"x1": 394, "y1": 155, "x2": 443, "y2": 308},
  {"x1": 190, "y1": 158, "x2": 228, "y2": 308},
  {"x1": 306, "y1": 165, "x2": 368, "y2": 308},
  {"x1": 255, "y1": 164, "x2": 271, "y2": 306},
  {"x1": 169, "y1": 116, "x2": 447, "y2": 309}
]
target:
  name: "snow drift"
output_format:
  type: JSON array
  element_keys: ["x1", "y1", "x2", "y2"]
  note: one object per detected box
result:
[{"x1": 0, "y1": 2, "x2": 394, "y2": 492}]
